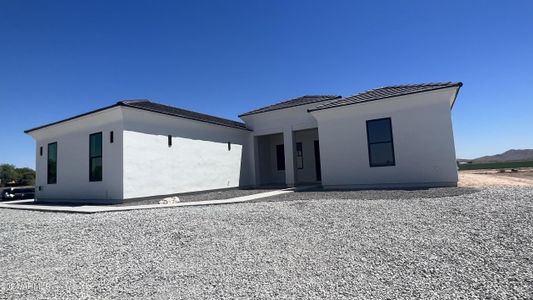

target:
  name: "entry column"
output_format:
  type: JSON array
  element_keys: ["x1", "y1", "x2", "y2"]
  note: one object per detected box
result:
[{"x1": 283, "y1": 129, "x2": 295, "y2": 186}]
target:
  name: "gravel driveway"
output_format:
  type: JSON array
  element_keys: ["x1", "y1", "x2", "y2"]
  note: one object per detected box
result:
[{"x1": 1, "y1": 187, "x2": 532, "y2": 299}]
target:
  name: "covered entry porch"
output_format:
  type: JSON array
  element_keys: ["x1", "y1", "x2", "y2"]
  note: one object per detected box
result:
[{"x1": 254, "y1": 128, "x2": 322, "y2": 187}]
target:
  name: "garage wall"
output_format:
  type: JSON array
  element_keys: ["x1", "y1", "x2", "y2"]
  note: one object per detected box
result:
[
  {"x1": 310, "y1": 88, "x2": 459, "y2": 188},
  {"x1": 122, "y1": 108, "x2": 253, "y2": 199},
  {"x1": 28, "y1": 107, "x2": 124, "y2": 203}
]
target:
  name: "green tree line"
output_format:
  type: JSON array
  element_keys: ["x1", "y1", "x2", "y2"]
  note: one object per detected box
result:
[{"x1": 0, "y1": 164, "x2": 35, "y2": 186}]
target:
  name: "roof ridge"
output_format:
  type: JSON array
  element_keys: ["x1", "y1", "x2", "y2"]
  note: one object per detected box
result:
[
  {"x1": 239, "y1": 94, "x2": 341, "y2": 117},
  {"x1": 121, "y1": 99, "x2": 249, "y2": 130},
  {"x1": 378, "y1": 82, "x2": 457, "y2": 89},
  {"x1": 26, "y1": 99, "x2": 249, "y2": 134},
  {"x1": 348, "y1": 82, "x2": 461, "y2": 98},
  {"x1": 308, "y1": 82, "x2": 462, "y2": 112},
  {"x1": 267, "y1": 94, "x2": 339, "y2": 105},
  {"x1": 118, "y1": 99, "x2": 151, "y2": 105}
]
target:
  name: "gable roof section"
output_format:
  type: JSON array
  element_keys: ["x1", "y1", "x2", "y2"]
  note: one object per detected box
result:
[
  {"x1": 308, "y1": 82, "x2": 463, "y2": 112},
  {"x1": 120, "y1": 100, "x2": 249, "y2": 130},
  {"x1": 25, "y1": 100, "x2": 249, "y2": 133},
  {"x1": 239, "y1": 95, "x2": 341, "y2": 117}
]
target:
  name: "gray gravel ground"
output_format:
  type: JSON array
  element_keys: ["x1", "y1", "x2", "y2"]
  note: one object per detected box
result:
[
  {"x1": 0, "y1": 187, "x2": 532, "y2": 299},
  {"x1": 250, "y1": 186, "x2": 480, "y2": 203}
]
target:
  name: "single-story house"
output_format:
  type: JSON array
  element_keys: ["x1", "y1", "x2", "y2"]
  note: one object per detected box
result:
[{"x1": 25, "y1": 82, "x2": 463, "y2": 203}]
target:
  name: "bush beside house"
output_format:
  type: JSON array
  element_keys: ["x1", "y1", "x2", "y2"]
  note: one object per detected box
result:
[{"x1": 0, "y1": 164, "x2": 35, "y2": 186}]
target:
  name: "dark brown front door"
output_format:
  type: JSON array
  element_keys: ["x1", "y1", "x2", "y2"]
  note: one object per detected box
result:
[{"x1": 314, "y1": 140, "x2": 322, "y2": 181}]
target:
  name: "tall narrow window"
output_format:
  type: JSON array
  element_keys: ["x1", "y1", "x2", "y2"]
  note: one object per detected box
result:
[
  {"x1": 168, "y1": 135, "x2": 172, "y2": 147},
  {"x1": 47, "y1": 142, "x2": 57, "y2": 184},
  {"x1": 276, "y1": 144, "x2": 285, "y2": 171},
  {"x1": 228, "y1": 142, "x2": 231, "y2": 151},
  {"x1": 366, "y1": 118, "x2": 395, "y2": 167},
  {"x1": 40, "y1": 146, "x2": 43, "y2": 156},
  {"x1": 90, "y1": 132, "x2": 103, "y2": 181},
  {"x1": 296, "y1": 142, "x2": 303, "y2": 169},
  {"x1": 110, "y1": 131, "x2": 114, "y2": 143}
]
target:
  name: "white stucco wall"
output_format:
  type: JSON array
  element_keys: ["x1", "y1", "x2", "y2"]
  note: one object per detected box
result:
[
  {"x1": 122, "y1": 108, "x2": 253, "y2": 199},
  {"x1": 240, "y1": 102, "x2": 323, "y2": 135},
  {"x1": 310, "y1": 87, "x2": 460, "y2": 188},
  {"x1": 28, "y1": 107, "x2": 124, "y2": 203}
]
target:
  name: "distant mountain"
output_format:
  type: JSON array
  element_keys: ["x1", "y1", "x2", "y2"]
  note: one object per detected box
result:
[{"x1": 460, "y1": 149, "x2": 533, "y2": 163}]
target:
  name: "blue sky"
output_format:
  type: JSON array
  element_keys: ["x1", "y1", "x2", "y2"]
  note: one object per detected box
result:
[{"x1": 1, "y1": 0, "x2": 532, "y2": 168}]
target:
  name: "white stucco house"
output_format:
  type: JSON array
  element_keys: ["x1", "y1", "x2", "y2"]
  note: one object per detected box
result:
[{"x1": 26, "y1": 82, "x2": 462, "y2": 203}]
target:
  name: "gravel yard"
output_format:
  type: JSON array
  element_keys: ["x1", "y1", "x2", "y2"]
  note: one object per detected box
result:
[
  {"x1": 1, "y1": 187, "x2": 532, "y2": 299},
  {"x1": 250, "y1": 186, "x2": 479, "y2": 203}
]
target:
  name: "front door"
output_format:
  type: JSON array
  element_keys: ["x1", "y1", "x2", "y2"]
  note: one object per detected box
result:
[{"x1": 314, "y1": 140, "x2": 322, "y2": 181}]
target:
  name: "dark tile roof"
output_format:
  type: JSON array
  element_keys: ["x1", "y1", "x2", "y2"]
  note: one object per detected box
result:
[
  {"x1": 120, "y1": 100, "x2": 249, "y2": 130},
  {"x1": 308, "y1": 82, "x2": 463, "y2": 112},
  {"x1": 239, "y1": 95, "x2": 341, "y2": 117},
  {"x1": 25, "y1": 100, "x2": 249, "y2": 133}
]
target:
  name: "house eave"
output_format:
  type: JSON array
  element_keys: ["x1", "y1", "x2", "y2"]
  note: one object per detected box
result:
[{"x1": 24, "y1": 103, "x2": 121, "y2": 134}]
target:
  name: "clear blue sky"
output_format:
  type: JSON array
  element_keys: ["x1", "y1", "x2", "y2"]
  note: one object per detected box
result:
[{"x1": 1, "y1": 0, "x2": 532, "y2": 168}]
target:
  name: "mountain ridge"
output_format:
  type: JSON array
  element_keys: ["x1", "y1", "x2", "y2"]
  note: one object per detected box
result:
[{"x1": 459, "y1": 149, "x2": 533, "y2": 163}]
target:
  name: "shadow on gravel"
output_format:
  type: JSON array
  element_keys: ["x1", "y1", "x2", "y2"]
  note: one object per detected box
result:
[
  {"x1": 115, "y1": 187, "x2": 281, "y2": 206},
  {"x1": 15, "y1": 201, "x2": 86, "y2": 207},
  {"x1": 250, "y1": 187, "x2": 481, "y2": 203}
]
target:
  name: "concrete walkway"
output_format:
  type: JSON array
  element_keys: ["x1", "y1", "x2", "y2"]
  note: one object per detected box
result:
[{"x1": 0, "y1": 187, "x2": 309, "y2": 214}]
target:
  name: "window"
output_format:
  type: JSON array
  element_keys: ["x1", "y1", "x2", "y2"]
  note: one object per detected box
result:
[
  {"x1": 90, "y1": 132, "x2": 103, "y2": 181},
  {"x1": 296, "y1": 142, "x2": 303, "y2": 169},
  {"x1": 168, "y1": 135, "x2": 172, "y2": 147},
  {"x1": 276, "y1": 144, "x2": 285, "y2": 171},
  {"x1": 47, "y1": 142, "x2": 57, "y2": 184},
  {"x1": 40, "y1": 146, "x2": 43, "y2": 156},
  {"x1": 366, "y1": 118, "x2": 395, "y2": 167},
  {"x1": 110, "y1": 131, "x2": 114, "y2": 143},
  {"x1": 228, "y1": 142, "x2": 231, "y2": 151}
]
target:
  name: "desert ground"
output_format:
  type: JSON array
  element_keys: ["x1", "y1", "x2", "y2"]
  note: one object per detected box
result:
[{"x1": 459, "y1": 168, "x2": 533, "y2": 187}]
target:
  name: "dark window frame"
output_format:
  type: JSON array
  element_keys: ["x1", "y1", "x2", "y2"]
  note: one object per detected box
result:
[
  {"x1": 47, "y1": 142, "x2": 57, "y2": 184},
  {"x1": 366, "y1": 117, "x2": 396, "y2": 167},
  {"x1": 110, "y1": 131, "x2": 114, "y2": 143},
  {"x1": 314, "y1": 140, "x2": 322, "y2": 181},
  {"x1": 89, "y1": 132, "x2": 103, "y2": 182},
  {"x1": 40, "y1": 146, "x2": 43, "y2": 156},
  {"x1": 276, "y1": 144, "x2": 285, "y2": 171}
]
